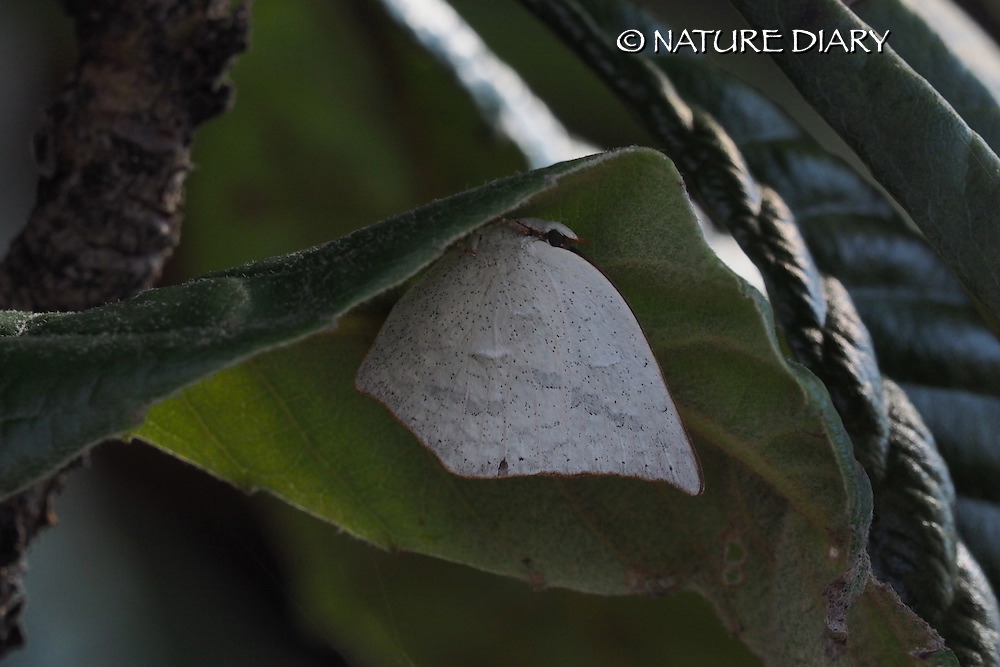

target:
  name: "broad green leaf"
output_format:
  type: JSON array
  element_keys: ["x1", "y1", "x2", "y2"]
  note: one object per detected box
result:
[
  {"x1": 571, "y1": 1, "x2": 999, "y2": 402},
  {"x1": 0, "y1": 148, "x2": 614, "y2": 498},
  {"x1": 853, "y1": 0, "x2": 1000, "y2": 155},
  {"x1": 568, "y1": 0, "x2": 1000, "y2": 611},
  {"x1": 260, "y1": 495, "x2": 760, "y2": 665},
  {"x1": 722, "y1": 0, "x2": 1000, "y2": 322},
  {"x1": 134, "y1": 147, "x2": 941, "y2": 661}
]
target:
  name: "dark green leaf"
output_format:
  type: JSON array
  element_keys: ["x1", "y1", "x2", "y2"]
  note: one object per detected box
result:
[
  {"x1": 0, "y1": 148, "x2": 610, "y2": 497},
  {"x1": 724, "y1": 0, "x2": 1000, "y2": 322},
  {"x1": 853, "y1": 0, "x2": 1000, "y2": 155},
  {"x1": 263, "y1": 495, "x2": 761, "y2": 665},
  {"x1": 568, "y1": 0, "x2": 1000, "y2": 597}
]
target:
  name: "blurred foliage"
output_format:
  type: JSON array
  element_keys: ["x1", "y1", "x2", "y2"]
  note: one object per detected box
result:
[{"x1": 176, "y1": 1, "x2": 554, "y2": 278}]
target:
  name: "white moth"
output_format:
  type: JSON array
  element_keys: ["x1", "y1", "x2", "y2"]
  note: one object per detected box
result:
[{"x1": 355, "y1": 218, "x2": 703, "y2": 495}]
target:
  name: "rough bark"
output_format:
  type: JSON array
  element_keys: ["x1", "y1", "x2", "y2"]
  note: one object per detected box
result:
[{"x1": 0, "y1": 0, "x2": 249, "y2": 655}]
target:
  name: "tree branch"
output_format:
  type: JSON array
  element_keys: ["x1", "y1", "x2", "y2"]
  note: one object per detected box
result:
[{"x1": 0, "y1": 0, "x2": 249, "y2": 655}]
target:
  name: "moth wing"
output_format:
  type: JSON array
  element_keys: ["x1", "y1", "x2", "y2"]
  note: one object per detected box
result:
[
  {"x1": 511, "y1": 237, "x2": 703, "y2": 494},
  {"x1": 356, "y1": 222, "x2": 703, "y2": 494},
  {"x1": 355, "y1": 227, "x2": 543, "y2": 475}
]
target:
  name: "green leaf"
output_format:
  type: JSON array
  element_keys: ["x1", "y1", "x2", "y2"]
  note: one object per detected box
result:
[
  {"x1": 567, "y1": 1, "x2": 1000, "y2": 614},
  {"x1": 571, "y1": 1, "x2": 999, "y2": 398},
  {"x1": 132, "y1": 147, "x2": 929, "y2": 661},
  {"x1": 852, "y1": 0, "x2": 1000, "y2": 155},
  {"x1": 724, "y1": 0, "x2": 1000, "y2": 322},
  {"x1": 262, "y1": 496, "x2": 761, "y2": 665},
  {"x1": 0, "y1": 148, "x2": 614, "y2": 498}
]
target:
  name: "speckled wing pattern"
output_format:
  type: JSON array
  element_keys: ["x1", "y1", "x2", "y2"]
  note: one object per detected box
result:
[{"x1": 355, "y1": 219, "x2": 703, "y2": 494}]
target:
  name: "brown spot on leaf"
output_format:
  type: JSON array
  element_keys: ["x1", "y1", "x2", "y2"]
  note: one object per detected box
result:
[{"x1": 625, "y1": 565, "x2": 680, "y2": 596}]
